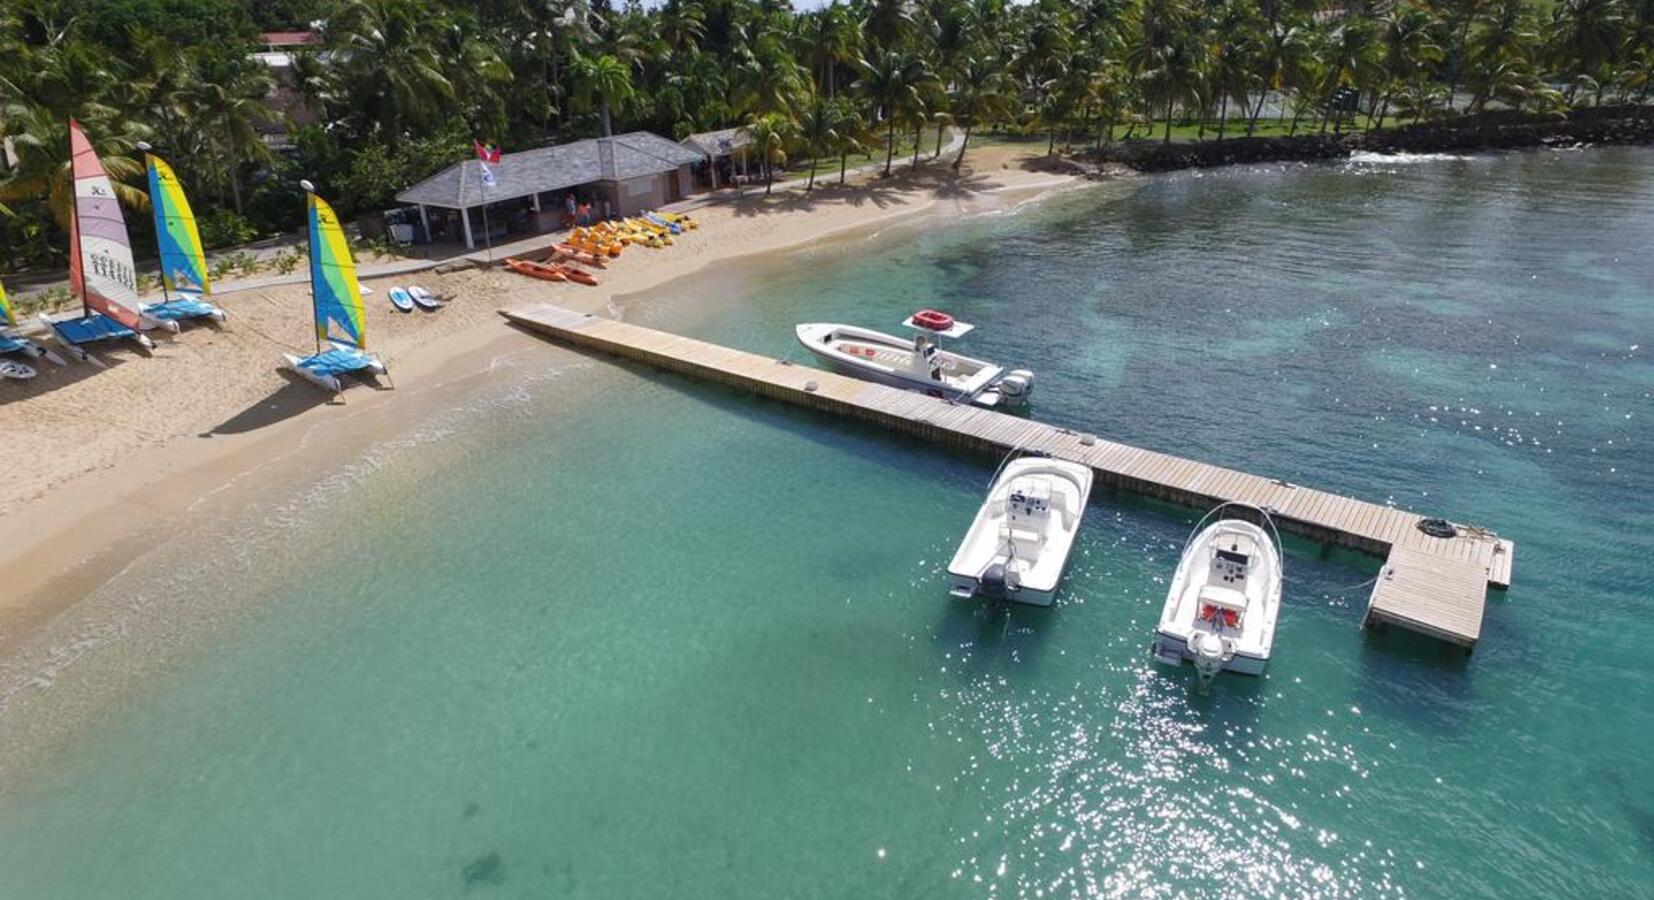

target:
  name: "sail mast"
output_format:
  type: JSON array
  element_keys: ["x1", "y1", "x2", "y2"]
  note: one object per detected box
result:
[
  {"x1": 301, "y1": 180, "x2": 321, "y2": 354},
  {"x1": 136, "y1": 142, "x2": 171, "y2": 307}
]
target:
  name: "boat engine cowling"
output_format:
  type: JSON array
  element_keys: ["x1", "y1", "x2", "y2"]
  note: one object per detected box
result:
[
  {"x1": 980, "y1": 562, "x2": 1021, "y2": 598},
  {"x1": 1190, "y1": 631, "x2": 1227, "y2": 680},
  {"x1": 998, "y1": 370, "x2": 1034, "y2": 405}
]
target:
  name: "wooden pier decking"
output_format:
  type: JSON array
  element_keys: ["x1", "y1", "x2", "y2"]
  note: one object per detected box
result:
[{"x1": 503, "y1": 304, "x2": 1515, "y2": 650}]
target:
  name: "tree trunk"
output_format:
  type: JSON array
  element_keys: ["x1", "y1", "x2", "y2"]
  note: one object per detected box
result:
[
  {"x1": 229, "y1": 164, "x2": 244, "y2": 216},
  {"x1": 827, "y1": 58, "x2": 835, "y2": 99},
  {"x1": 1163, "y1": 96, "x2": 1174, "y2": 144},
  {"x1": 1371, "y1": 94, "x2": 1392, "y2": 134},
  {"x1": 840, "y1": 150, "x2": 848, "y2": 184},
  {"x1": 912, "y1": 124, "x2": 922, "y2": 169},
  {"x1": 935, "y1": 122, "x2": 945, "y2": 157},
  {"x1": 883, "y1": 118, "x2": 895, "y2": 176},
  {"x1": 952, "y1": 123, "x2": 972, "y2": 170},
  {"x1": 1218, "y1": 92, "x2": 1229, "y2": 141},
  {"x1": 765, "y1": 158, "x2": 774, "y2": 195},
  {"x1": 1048, "y1": 126, "x2": 1056, "y2": 155},
  {"x1": 806, "y1": 151, "x2": 816, "y2": 191},
  {"x1": 601, "y1": 101, "x2": 613, "y2": 137}
]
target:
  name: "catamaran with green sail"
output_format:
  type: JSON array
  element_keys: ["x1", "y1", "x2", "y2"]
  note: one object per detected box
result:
[
  {"x1": 283, "y1": 180, "x2": 388, "y2": 394},
  {"x1": 0, "y1": 277, "x2": 66, "y2": 379},
  {"x1": 137, "y1": 142, "x2": 226, "y2": 326}
]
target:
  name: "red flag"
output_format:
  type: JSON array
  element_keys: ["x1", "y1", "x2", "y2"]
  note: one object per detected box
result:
[{"x1": 474, "y1": 140, "x2": 501, "y2": 163}]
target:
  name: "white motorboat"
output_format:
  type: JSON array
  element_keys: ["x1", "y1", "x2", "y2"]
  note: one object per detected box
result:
[
  {"x1": 1153, "y1": 503, "x2": 1283, "y2": 681},
  {"x1": 795, "y1": 310, "x2": 1032, "y2": 408},
  {"x1": 947, "y1": 454, "x2": 1093, "y2": 606}
]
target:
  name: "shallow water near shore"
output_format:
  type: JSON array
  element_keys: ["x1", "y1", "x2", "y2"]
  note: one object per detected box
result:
[{"x1": 1, "y1": 147, "x2": 1651, "y2": 898}]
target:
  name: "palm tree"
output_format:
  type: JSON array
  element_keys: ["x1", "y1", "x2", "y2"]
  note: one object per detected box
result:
[
  {"x1": 1467, "y1": 0, "x2": 1539, "y2": 112},
  {"x1": 329, "y1": 0, "x2": 457, "y2": 137},
  {"x1": 798, "y1": 95, "x2": 842, "y2": 190},
  {"x1": 1128, "y1": 0, "x2": 1203, "y2": 144},
  {"x1": 801, "y1": 5, "x2": 861, "y2": 98},
  {"x1": 0, "y1": 111, "x2": 148, "y2": 232},
  {"x1": 572, "y1": 52, "x2": 635, "y2": 135},
  {"x1": 1549, "y1": 0, "x2": 1629, "y2": 105},
  {"x1": 858, "y1": 50, "x2": 927, "y2": 176},
  {"x1": 744, "y1": 112, "x2": 795, "y2": 194},
  {"x1": 1373, "y1": 5, "x2": 1442, "y2": 130},
  {"x1": 182, "y1": 69, "x2": 277, "y2": 215},
  {"x1": 830, "y1": 97, "x2": 871, "y2": 185},
  {"x1": 864, "y1": 0, "x2": 917, "y2": 53}
]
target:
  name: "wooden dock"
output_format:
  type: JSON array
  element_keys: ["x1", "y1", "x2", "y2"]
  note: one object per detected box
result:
[{"x1": 503, "y1": 305, "x2": 1515, "y2": 650}]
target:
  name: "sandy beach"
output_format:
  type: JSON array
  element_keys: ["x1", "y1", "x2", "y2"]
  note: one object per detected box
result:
[{"x1": 0, "y1": 148, "x2": 1078, "y2": 665}]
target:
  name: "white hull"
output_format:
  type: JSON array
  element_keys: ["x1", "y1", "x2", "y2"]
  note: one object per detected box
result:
[
  {"x1": 947, "y1": 457, "x2": 1093, "y2": 605},
  {"x1": 795, "y1": 323, "x2": 1029, "y2": 408},
  {"x1": 1154, "y1": 514, "x2": 1282, "y2": 679},
  {"x1": 282, "y1": 347, "x2": 387, "y2": 395}
]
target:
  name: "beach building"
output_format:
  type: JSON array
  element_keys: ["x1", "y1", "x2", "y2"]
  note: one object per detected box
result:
[
  {"x1": 251, "y1": 31, "x2": 324, "y2": 149},
  {"x1": 680, "y1": 127, "x2": 754, "y2": 189},
  {"x1": 394, "y1": 132, "x2": 703, "y2": 250}
]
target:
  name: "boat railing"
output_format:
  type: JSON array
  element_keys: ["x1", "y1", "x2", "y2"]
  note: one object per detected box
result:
[{"x1": 1183, "y1": 501, "x2": 1284, "y2": 558}]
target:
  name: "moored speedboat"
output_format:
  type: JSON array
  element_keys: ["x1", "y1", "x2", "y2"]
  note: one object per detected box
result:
[
  {"x1": 795, "y1": 310, "x2": 1032, "y2": 408},
  {"x1": 1153, "y1": 503, "x2": 1283, "y2": 681},
  {"x1": 947, "y1": 454, "x2": 1093, "y2": 606}
]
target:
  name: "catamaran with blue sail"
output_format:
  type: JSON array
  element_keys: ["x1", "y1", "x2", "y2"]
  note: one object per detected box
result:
[
  {"x1": 1, "y1": 278, "x2": 66, "y2": 378},
  {"x1": 39, "y1": 120, "x2": 171, "y2": 365},
  {"x1": 138, "y1": 142, "x2": 226, "y2": 326},
  {"x1": 283, "y1": 180, "x2": 388, "y2": 394}
]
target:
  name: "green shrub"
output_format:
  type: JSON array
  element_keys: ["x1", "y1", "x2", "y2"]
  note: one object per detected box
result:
[{"x1": 199, "y1": 209, "x2": 259, "y2": 250}]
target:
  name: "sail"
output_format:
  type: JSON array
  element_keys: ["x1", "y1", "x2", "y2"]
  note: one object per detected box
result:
[
  {"x1": 306, "y1": 192, "x2": 366, "y2": 349},
  {"x1": 69, "y1": 121, "x2": 143, "y2": 330},
  {"x1": 144, "y1": 152, "x2": 211, "y2": 296},
  {"x1": 0, "y1": 279, "x2": 12, "y2": 327}
]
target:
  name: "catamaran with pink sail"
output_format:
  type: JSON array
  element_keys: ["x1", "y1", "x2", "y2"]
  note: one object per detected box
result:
[{"x1": 39, "y1": 120, "x2": 173, "y2": 364}]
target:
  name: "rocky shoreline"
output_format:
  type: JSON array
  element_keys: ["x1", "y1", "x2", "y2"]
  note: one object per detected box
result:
[{"x1": 1081, "y1": 104, "x2": 1654, "y2": 173}]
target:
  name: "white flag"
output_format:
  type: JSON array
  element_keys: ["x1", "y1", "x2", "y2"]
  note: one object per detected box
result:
[{"x1": 479, "y1": 161, "x2": 497, "y2": 189}]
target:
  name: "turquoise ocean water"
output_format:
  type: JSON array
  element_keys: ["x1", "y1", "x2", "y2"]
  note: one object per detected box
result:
[{"x1": 1, "y1": 147, "x2": 1650, "y2": 898}]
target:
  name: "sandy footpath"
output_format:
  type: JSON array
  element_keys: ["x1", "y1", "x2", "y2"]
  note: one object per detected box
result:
[{"x1": 0, "y1": 147, "x2": 1079, "y2": 648}]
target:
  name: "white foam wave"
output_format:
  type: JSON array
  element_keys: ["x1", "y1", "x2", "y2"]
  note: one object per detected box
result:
[{"x1": 1347, "y1": 150, "x2": 1470, "y2": 166}]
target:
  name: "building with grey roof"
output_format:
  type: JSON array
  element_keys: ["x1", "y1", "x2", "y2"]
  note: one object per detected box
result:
[
  {"x1": 679, "y1": 127, "x2": 754, "y2": 189},
  {"x1": 395, "y1": 131, "x2": 704, "y2": 249}
]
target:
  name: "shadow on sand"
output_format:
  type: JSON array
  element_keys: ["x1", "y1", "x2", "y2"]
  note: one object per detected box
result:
[{"x1": 202, "y1": 369, "x2": 337, "y2": 436}]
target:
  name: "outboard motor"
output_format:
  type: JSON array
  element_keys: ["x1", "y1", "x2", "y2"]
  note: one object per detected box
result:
[
  {"x1": 998, "y1": 370, "x2": 1034, "y2": 406},
  {"x1": 1190, "y1": 631, "x2": 1228, "y2": 683},
  {"x1": 980, "y1": 562, "x2": 1021, "y2": 599}
]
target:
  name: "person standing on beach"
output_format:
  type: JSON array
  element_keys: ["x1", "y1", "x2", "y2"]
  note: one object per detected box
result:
[{"x1": 565, "y1": 193, "x2": 577, "y2": 228}]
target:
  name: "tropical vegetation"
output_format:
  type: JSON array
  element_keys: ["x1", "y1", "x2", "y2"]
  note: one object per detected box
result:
[{"x1": 3, "y1": 0, "x2": 1652, "y2": 273}]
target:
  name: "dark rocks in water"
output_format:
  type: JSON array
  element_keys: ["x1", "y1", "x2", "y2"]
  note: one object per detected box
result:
[
  {"x1": 462, "y1": 851, "x2": 504, "y2": 889},
  {"x1": 1089, "y1": 104, "x2": 1654, "y2": 173}
]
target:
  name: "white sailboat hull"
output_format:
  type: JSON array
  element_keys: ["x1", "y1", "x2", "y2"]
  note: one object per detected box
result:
[
  {"x1": 947, "y1": 457, "x2": 1093, "y2": 606},
  {"x1": 1153, "y1": 518, "x2": 1282, "y2": 678}
]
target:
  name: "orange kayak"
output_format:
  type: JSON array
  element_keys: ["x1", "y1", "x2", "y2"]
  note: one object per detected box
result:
[
  {"x1": 551, "y1": 244, "x2": 607, "y2": 268},
  {"x1": 506, "y1": 257, "x2": 566, "y2": 282}
]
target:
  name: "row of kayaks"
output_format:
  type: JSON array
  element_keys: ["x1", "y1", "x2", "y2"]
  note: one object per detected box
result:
[
  {"x1": 506, "y1": 211, "x2": 700, "y2": 286},
  {"x1": 562, "y1": 211, "x2": 699, "y2": 256}
]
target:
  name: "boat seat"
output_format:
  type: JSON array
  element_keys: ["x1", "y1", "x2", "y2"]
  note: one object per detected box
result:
[
  {"x1": 1198, "y1": 584, "x2": 1247, "y2": 611},
  {"x1": 999, "y1": 523, "x2": 1043, "y2": 547}
]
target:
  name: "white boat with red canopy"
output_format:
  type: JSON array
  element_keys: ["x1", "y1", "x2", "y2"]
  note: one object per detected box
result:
[
  {"x1": 794, "y1": 309, "x2": 1033, "y2": 408},
  {"x1": 1153, "y1": 503, "x2": 1284, "y2": 682}
]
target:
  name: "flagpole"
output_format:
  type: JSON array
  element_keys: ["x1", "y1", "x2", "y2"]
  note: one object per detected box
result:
[{"x1": 479, "y1": 160, "x2": 494, "y2": 263}]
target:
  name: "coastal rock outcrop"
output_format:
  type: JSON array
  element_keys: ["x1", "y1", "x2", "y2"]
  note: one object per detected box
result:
[{"x1": 1088, "y1": 104, "x2": 1654, "y2": 172}]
